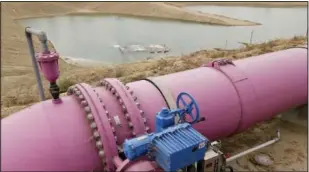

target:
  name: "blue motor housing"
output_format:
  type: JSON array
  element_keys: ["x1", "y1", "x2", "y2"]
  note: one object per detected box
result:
[
  {"x1": 123, "y1": 134, "x2": 152, "y2": 160},
  {"x1": 123, "y1": 123, "x2": 209, "y2": 171}
]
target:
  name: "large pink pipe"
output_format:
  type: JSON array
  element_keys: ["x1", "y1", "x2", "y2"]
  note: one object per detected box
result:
[{"x1": 1, "y1": 47, "x2": 307, "y2": 171}]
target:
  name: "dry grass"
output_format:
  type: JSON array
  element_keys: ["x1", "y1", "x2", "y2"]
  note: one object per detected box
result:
[{"x1": 1, "y1": 36, "x2": 307, "y2": 117}]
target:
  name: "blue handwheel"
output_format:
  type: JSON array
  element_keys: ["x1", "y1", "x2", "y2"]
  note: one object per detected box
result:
[{"x1": 176, "y1": 92, "x2": 200, "y2": 124}]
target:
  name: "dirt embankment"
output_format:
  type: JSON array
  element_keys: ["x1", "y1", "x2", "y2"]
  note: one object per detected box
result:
[
  {"x1": 1, "y1": 36, "x2": 307, "y2": 118},
  {"x1": 169, "y1": 2, "x2": 308, "y2": 8},
  {"x1": 5, "y1": 2, "x2": 259, "y2": 25},
  {"x1": 223, "y1": 116, "x2": 307, "y2": 171}
]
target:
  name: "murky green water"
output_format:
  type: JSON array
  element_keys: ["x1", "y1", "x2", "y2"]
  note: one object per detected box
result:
[{"x1": 18, "y1": 6, "x2": 307, "y2": 65}]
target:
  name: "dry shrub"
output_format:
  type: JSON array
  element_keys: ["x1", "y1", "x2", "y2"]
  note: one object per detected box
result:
[
  {"x1": 58, "y1": 78, "x2": 77, "y2": 93},
  {"x1": 115, "y1": 66, "x2": 125, "y2": 78}
]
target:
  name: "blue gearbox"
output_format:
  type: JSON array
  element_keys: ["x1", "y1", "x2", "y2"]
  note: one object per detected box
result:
[{"x1": 123, "y1": 123, "x2": 209, "y2": 171}]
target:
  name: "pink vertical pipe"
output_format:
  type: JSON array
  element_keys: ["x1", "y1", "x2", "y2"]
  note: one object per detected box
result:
[{"x1": 1, "y1": 47, "x2": 307, "y2": 171}]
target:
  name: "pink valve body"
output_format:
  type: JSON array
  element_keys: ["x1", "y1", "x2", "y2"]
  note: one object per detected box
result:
[{"x1": 36, "y1": 51, "x2": 60, "y2": 83}]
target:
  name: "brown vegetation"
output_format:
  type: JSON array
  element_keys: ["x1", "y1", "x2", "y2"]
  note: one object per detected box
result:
[{"x1": 1, "y1": 36, "x2": 307, "y2": 117}]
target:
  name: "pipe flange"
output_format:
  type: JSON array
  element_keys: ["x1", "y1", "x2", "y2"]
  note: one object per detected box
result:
[
  {"x1": 101, "y1": 78, "x2": 148, "y2": 136},
  {"x1": 99, "y1": 80, "x2": 135, "y2": 137},
  {"x1": 92, "y1": 89, "x2": 118, "y2": 143},
  {"x1": 67, "y1": 84, "x2": 118, "y2": 171},
  {"x1": 109, "y1": 79, "x2": 149, "y2": 134},
  {"x1": 122, "y1": 82, "x2": 150, "y2": 133}
]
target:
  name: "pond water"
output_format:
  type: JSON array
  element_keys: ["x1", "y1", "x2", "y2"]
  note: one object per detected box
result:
[{"x1": 18, "y1": 6, "x2": 307, "y2": 65}]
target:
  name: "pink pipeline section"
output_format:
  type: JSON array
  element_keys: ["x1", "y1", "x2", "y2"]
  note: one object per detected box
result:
[{"x1": 1, "y1": 47, "x2": 308, "y2": 171}]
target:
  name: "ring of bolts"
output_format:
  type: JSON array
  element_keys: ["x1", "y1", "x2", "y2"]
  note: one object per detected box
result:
[
  {"x1": 67, "y1": 84, "x2": 111, "y2": 171},
  {"x1": 99, "y1": 79, "x2": 150, "y2": 137},
  {"x1": 93, "y1": 88, "x2": 118, "y2": 143},
  {"x1": 67, "y1": 79, "x2": 151, "y2": 171}
]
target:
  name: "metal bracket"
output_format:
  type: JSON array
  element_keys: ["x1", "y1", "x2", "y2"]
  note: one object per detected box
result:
[{"x1": 205, "y1": 58, "x2": 248, "y2": 83}]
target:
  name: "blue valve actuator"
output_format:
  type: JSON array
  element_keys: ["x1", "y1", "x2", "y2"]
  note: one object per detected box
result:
[
  {"x1": 123, "y1": 92, "x2": 207, "y2": 171},
  {"x1": 123, "y1": 123, "x2": 209, "y2": 171}
]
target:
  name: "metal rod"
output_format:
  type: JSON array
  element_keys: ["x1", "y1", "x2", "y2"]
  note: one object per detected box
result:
[
  {"x1": 25, "y1": 27, "x2": 49, "y2": 53},
  {"x1": 250, "y1": 30, "x2": 254, "y2": 44},
  {"x1": 226, "y1": 129, "x2": 280, "y2": 163},
  {"x1": 25, "y1": 27, "x2": 50, "y2": 101}
]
